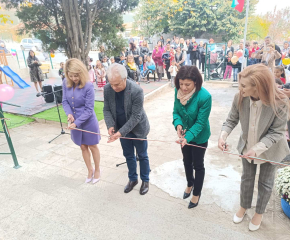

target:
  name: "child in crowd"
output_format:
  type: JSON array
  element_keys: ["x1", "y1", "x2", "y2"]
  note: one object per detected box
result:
[
  {"x1": 88, "y1": 65, "x2": 95, "y2": 84},
  {"x1": 102, "y1": 56, "x2": 109, "y2": 71},
  {"x1": 119, "y1": 55, "x2": 126, "y2": 65},
  {"x1": 274, "y1": 66, "x2": 286, "y2": 84},
  {"x1": 139, "y1": 56, "x2": 145, "y2": 80},
  {"x1": 168, "y1": 58, "x2": 178, "y2": 87},
  {"x1": 58, "y1": 62, "x2": 65, "y2": 80},
  {"x1": 223, "y1": 51, "x2": 233, "y2": 80},
  {"x1": 231, "y1": 51, "x2": 241, "y2": 82},
  {"x1": 110, "y1": 56, "x2": 115, "y2": 64},
  {"x1": 144, "y1": 55, "x2": 156, "y2": 84},
  {"x1": 95, "y1": 60, "x2": 106, "y2": 91}
]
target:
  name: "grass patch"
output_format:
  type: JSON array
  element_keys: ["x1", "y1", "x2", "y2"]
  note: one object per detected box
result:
[
  {"x1": 32, "y1": 101, "x2": 104, "y2": 123},
  {"x1": 0, "y1": 113, "x2": 35, "y2": 130}
]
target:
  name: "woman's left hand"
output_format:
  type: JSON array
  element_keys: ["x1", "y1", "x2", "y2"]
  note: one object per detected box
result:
[
  {"x1": 242, "y1": 149, "x2": 256, "y2": 160},
  {"x1": 68, "y1": 123, "x2": 76, "y2": 129},
  {"x1": 176, "y1": 137, "x2": 187, "y2": 148}
]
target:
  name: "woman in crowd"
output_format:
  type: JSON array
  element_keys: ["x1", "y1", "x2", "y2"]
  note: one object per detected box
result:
[
  {"x1": 190, "y1": 37, "x2": 198, "y2": 66},
  {"x1": 197, "y1": 41, "x2": 204, "y2": 71},
  {"x1": 98, "y1": 46, "x2": 105, "y2": 62},
  {"x1": 180, "y1": 38, "x2": 188, "y2": 58},
  {"x1": 253, "y1": 43, "x2": 281, "y2": 72},
  {"x1": 128, "y1": 42, "x2": 140, "y2": 65},
  {"x1": 186, "y1": 39, "x2": 191, "y2": 65},
  {"x1": 226, "y1": 40, "x2": 235, "y2": 54},
  {"x1": 27, "y1": 50, "x2": 44, "y2": 97},
  {"x1": 95, "y1": 60, "x2": 106, "y2": 90},
  {"x1": 173, "y1": 65, "x2": 212, "y2": 209},
  {"x1": 159, "y1": 36, "x2": 165, "y2": 45},
  {"x1": 281, "y1": 41, "x2": 290, "y2": 56},
  {"x1": 144, "y1": 55, "x2": 156, "y2": 84},
  {"x1": 218, "y1": 64, "x2": 289, "y2": 231},
  {"x1": 152, "y1": 45, "x2": 164, "y2": 82},
  {"x1": 232, "y1": 51, "x2": 241, "y2": 82},
  {"x1": 163, "y1": 42, "x2": 175, "y2": 81},
  {"x1": 63, "y1": 58, "x2": 101, "y2": 184},
  {"x1": 140, "y1": 40, "x2": 150, "y2": 61},
  {"x1": 175, "y1": 46, "x2": 186, "y2": 68},
  {"x1": 125, "y1": 55, "x2": 141, "y2": 83}
]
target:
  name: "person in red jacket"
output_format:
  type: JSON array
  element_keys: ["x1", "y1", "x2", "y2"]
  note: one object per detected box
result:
[{"x1": 152, "y1": 44, "x2": 164, "y2": 81}]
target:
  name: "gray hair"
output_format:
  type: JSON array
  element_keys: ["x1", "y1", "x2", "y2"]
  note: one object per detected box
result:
[
  {"x1": 107, "y1": 63, "x2": 127, "y2": 81},
  {"x1": 265, "y1": 36, "x2": 271, "y2": 40}
]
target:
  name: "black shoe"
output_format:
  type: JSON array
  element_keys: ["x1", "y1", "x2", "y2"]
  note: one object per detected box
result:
[
  {"x1": 146, "y1": 81, "x2": 150, "y2": 84},
  {"x1": 139, "y1": 181, "x2": 149, "y2": 195},
  {"x1": 188, "y1": 193, "x2": 201, "y2": 209},
  {"x1": 36, "y1": 92, "x2": 41, "y2": 97},
  {"x1": 183, "y1": 186, "x2": 193, "y2": 199},
  {"x1": 124, "y1": 180, "x2": 138, "y2": 193}
]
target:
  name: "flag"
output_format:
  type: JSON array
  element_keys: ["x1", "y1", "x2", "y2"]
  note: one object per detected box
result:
[{"x1": 231, "y1": 0, "x2": 245, "y2": 13}]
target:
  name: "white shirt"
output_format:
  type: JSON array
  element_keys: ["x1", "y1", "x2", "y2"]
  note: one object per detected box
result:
[{"x1": 221, "y1": 99, "x2": 268, "y2": 164}]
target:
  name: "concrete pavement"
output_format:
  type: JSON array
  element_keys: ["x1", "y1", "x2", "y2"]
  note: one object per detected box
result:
[{"x1": 0, "y1": 83, "x2": 289, "y2": 239}]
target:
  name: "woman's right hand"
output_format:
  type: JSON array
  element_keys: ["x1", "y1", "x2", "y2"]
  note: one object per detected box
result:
[
  {"x1": 68, "y1": 114, "x2": 75, "y2": 123},
  {"x1": 177, "y1": 125, "x2": 184, "y2": 138},
  {"x1": 218, "y1": 138, "x2": 228, "y2": 151}
]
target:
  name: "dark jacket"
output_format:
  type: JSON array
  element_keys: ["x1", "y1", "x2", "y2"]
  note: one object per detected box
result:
[
  {"x1": 125, "y1": 64, "x2": 141, "y2": 82},
  {"x1": 140, "y1": 47, "x2": 149, "y2": 58},
  {"x1": 103, "y1": 79, "x2": 150, "y2": 138}
]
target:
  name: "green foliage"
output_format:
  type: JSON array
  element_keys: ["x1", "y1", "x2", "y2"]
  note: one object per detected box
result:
[
  {"x1": 134, "y1": 0, "x2": 258, "y2": 41},
  {"x1": 1, "y1": 0, "x2": 139, "y2": 58}
]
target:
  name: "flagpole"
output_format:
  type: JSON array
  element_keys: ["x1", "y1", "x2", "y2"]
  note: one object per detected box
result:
[{"x1": 241, "y1": 0, "x2": 250, "y2": 70}]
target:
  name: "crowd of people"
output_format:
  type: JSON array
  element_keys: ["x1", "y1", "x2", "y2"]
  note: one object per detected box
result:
[{"x1": 83, "y1": 35, "x2": 290, "y2": 90}]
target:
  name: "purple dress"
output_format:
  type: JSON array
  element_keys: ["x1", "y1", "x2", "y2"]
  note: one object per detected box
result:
[{"x1": 62, "y1": 80, "x2": 101, "y2": 146}]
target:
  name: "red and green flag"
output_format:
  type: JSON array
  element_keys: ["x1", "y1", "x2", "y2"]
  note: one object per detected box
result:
[{"x1": 231, "y1": 0, "x2": 245, "y2": 12}]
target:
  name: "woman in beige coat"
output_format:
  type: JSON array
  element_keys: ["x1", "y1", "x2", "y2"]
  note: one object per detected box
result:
[{"x1": 218, "y1": 64, "x2": 289, "y2": 231}]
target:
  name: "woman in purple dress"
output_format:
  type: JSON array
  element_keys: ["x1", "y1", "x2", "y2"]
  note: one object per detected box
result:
[{"x1": 62, "y1": 58, "x2": 101, "y2": 184}]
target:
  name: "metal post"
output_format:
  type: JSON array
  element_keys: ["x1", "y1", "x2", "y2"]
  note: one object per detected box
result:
[
  {"x1": 0, "y1": 104, "x2": 21, "y2": 169},
  {"x1": 241, "y1": 0, "x2": 250, "y2": 70},
  {"x1": 15, "y1": 51, "x2": 20, "y2": 69},
  {"x1": 49, "y1": 53, "x2": 54, "y2": 69},
  {"x1": 22, "y1": 50, "x2": 27, "y2": 68}
]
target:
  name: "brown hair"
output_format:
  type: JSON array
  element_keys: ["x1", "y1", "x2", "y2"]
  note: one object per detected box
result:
[
  {"x1": 65, "y1": 58, "x2": 89, "y2": 89},
  {"x1": 175, "y1": 66, "x2": 203, "y2": 92},
  {"x1": 238, "y1": 64, "x2": 289, "y2": 117},
  {"x1": 275, "y1": 65, "x2": 286, "y2": 79}
]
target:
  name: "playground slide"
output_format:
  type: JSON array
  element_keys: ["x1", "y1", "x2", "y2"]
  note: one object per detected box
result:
[{"x1": 0, "y1": 65, "x2": 30, "y2": 89}]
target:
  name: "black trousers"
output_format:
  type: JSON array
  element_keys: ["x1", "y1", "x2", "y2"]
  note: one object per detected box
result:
[
  {"x1": 191, "y1": 58, "x2": 197, "y2": 66},
  {"x1": 181, "y1": 141, "x2": 208, "y2": 196},
  {"x1": 165, "y1": 63, "x2": 171, "y2": 80}
]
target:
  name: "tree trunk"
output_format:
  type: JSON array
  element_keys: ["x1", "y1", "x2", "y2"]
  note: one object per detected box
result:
[{"x1": 60, "y1": 0, "x2": 92, "y2": 66}]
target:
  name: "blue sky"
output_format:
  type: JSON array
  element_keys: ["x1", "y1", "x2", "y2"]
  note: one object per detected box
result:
[{"x1": 255, "y1": 0, "x2": 290, "y2": 15}]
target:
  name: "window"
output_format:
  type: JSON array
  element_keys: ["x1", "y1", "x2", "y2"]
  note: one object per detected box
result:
[{"x1": 28, "y1": 39, "x2": 33, "y2": 44}]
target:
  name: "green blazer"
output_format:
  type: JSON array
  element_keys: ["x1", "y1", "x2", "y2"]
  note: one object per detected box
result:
[{"x1": 173, "y1": 87, "x2": 212, "y2": 144}]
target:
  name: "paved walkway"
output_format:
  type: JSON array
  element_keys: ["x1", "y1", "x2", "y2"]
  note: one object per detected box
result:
[
  {"x1": 3, "y1": 77, "x2": 168, "y2": 115},
  {"x1": 0, "y1": 83, "x2": 289, "y2": 239}
]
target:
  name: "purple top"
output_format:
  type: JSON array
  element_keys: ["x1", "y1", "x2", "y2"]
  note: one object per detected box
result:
[{"x1": 62, "y1": 80, "x2": 101, "y2": 146}]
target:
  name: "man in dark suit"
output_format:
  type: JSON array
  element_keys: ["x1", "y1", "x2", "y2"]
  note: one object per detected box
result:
[{"x1": 103, "y1": 63, "x2": 150, "y2": 195}]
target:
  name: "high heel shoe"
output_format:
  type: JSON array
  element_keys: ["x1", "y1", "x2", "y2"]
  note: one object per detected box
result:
[
  {"x1": 188, "y1": 193, "x2": 201, "y2": 209},
  {"x1": 183, "y1": 186, "x2": 193, "y2": 199},
  {"x1": 85, "y1": 169, "x2": 94, "y2": 183},
  {"x1": 233, "y1": 211, "x2": 247, "y2": 224},
  {"x1": 249, "y1": 216, "x2": 263, "y2": 231},
  {"x1": 92, "y1": 168, "x2": 101, "y2": 184}
]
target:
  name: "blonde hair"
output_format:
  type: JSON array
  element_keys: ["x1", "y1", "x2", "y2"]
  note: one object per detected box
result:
[
  {"x1": 238, "y1": 64, "x2": 289, "y2": 117},
  {"x1": 180, "y1": 38, "x2": 185, "y2": 44},
  {"x1": 143, "y1": 40, "x2": 149, "y2": 48},
  {"x1": 96, "y1": 60, "x2": 102, "y2": 69},
  {"x1": 65, "y1": 58, "x2": 89, "y2": 89}
]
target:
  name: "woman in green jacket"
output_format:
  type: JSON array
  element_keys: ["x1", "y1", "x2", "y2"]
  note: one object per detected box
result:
[{"x1": 173, "y1": 65, "x2": 212, "y2": 209}]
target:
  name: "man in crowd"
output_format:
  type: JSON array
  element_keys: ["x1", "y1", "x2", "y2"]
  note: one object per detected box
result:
[{"x1": 103, "y1": 63, "x2": 150, "y2": 195}]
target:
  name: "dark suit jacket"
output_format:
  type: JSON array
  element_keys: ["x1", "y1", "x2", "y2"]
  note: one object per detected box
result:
[{"x1": 103, "y1": 79, "x2": 150, "y2": 138}]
